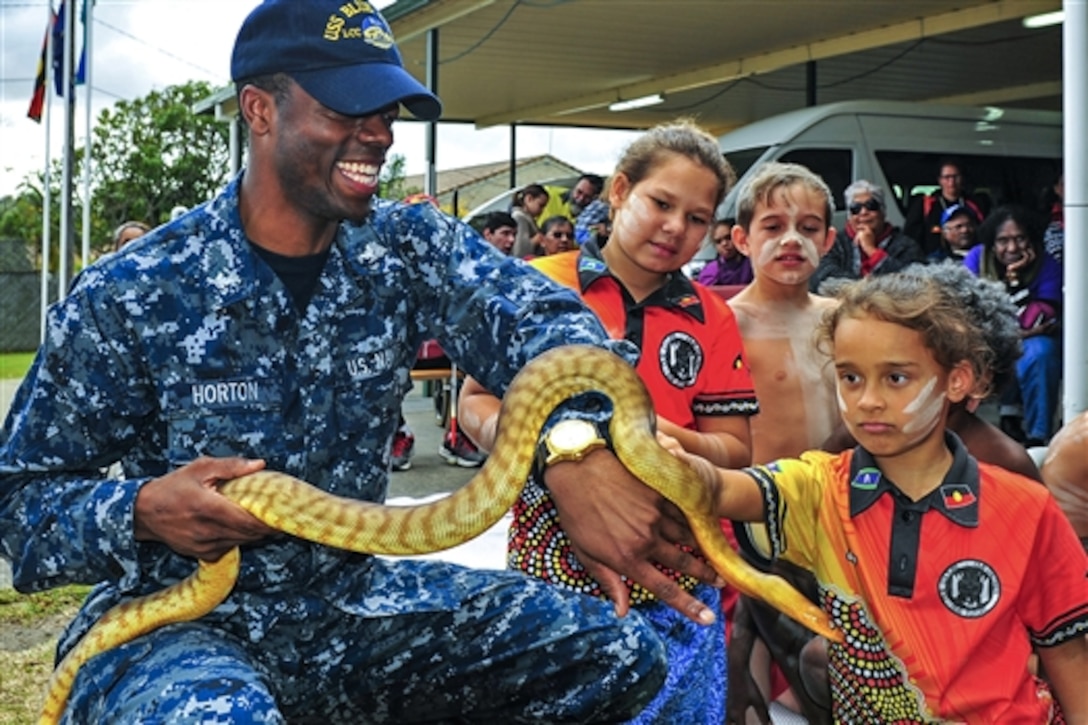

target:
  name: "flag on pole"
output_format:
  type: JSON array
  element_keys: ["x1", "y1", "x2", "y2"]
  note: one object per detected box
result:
[
  {"x1": 76, "y1": 0, "x2": 89, "y2": 84},
  {"x1": 27, "y1": 7, "x2": 56, "y2": 122},
  {"x1": 51, "y1": 1, "x2": 86, "y2": 97}
]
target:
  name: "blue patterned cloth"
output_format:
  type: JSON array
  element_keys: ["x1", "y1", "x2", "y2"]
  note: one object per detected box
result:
[
  {"x1": 0, "y1": 175, "x2": 669, "y2": 722},
  {"x1": 629, "y1": 584, "x2": 726, "y2": 724}
]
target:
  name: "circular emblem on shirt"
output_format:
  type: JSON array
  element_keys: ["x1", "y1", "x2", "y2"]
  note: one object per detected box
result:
[
  {"x1": 658, "y1": 331, "x2": 703, "y2": 389},
  {"x1": 937, "y1": 559, "x2": 1000, "y2": 618}
]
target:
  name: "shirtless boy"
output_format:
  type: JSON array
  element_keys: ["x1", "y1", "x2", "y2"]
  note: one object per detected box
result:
[
  {"x1": 720, "y1": 162, "x2": 840, "y2": 724},
  {"x1": 727, "y1": 162, "x2": 840, "y2": 463}
]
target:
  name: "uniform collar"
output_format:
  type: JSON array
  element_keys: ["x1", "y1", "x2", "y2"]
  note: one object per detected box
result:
[
  {"x1": 575, "y1": 239, "x2": 706, "y2": 323},
  {"x1": 196, "y1": 174, "x2": 383, "y2": 314},
  {"x1": 848, "y1": 431, "x2": 979, "y2": 527}
]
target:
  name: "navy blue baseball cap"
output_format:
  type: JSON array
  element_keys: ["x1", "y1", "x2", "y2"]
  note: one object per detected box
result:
[
  {"x1": 230, "y1": 0, "x2": 442, "y2": 121},
  {"x1": 940, "y1": 203, "x2": 979, "y2": 226}
]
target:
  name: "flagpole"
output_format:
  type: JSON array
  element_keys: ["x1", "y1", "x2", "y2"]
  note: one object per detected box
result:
[
  {"x1": 80, "y1": 0, "x2": 94, "y2": 267},
  {"x1": 40, "y1": 6, "x2": 56, "y2": 343},
  {"x1": 59, "y1": 0, "x2": 76, "y2": 295}
]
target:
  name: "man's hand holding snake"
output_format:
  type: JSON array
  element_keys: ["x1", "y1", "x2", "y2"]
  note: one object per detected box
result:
[
  {"x1": 134, "y1": 457, "x2": 277, "y2": 561},
  {"x1": 458, "y1": 374, "x2": 724, "y2": 624},
  {"x1": 545, "y1": 448, "x2": 724, "y2": 624}
]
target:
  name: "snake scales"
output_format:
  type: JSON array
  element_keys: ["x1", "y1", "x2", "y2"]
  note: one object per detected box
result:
[{"x1": 40, "y1": 344, "x2": 839, "y2": 723}]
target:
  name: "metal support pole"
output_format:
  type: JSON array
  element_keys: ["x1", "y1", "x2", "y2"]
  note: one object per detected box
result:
[
  {"x1": 806, "y1": 60, "x2": 817, "y2": 106},
  {"x1": 1062, "y1": 0, "x2": 1087, "y2": 419},
  {"x1": 80, "y1": 0, "x2": 94, "y2": 268},
  {"x1": 510, "y1": 123, "x2": 517, "y2": 189},
  {"x1": 58, "y1": 0, "x2": 76, "y2": 294},
  {"x1": 424, "y1": 28, "x2": 438, "y2": 198}
]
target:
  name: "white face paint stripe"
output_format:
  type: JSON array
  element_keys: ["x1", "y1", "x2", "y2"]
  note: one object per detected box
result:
[
  {"x1": 754, "y1": 232, "x2": 822, "y2": 286},
  {"x1": 903, "y1": 377, "x2": 936, "y2": 414},
  {"x1": 754, "y1": 232, "x2": 821, "y2": 268},
  {"x1": 901, "y1": 376, "x2": 946, "y2": 436}
]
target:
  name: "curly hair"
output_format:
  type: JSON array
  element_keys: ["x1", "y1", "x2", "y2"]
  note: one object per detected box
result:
[
  {"x1": 817, "y1": 269, "x2": 994, "y2": 393},
  {"x1": 897, "y1": 262, "x2": 1021, "y2": 395},
  {"x1": 975, "y1": 204, "x2": 1046, "y2": 284}
]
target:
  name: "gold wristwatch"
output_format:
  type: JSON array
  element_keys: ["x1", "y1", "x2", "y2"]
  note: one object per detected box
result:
[{"x1": 540, "y1": 419, "x2": 608, "y2": 467}]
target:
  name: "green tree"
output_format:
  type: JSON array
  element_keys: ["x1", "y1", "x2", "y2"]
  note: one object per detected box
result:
[
  {"x1": 0, "y1": 80, "x2": 231, "y2": 266},
  {"x1": 379, "y1": 154, "x2": 416, "y2": 201},
  {"x1": 90, "y1": 80, "x2": 231, "y2": 241}
]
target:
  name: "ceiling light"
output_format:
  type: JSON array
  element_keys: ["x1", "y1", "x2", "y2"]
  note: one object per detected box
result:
[
  {"x1": 608, "y1": 94, "x2": 664, "y2": 112},
  {"x1": 1022, "y1": 10, "x2": 1063, "y2": 29}
]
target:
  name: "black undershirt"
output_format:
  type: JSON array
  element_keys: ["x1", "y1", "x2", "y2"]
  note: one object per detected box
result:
[{"x1": 250, "y1": 243, "x2": 331, "y2": 312}]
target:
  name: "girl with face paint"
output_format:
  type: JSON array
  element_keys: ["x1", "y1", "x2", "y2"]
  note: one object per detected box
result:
[
  {"x1": 664, "y1": 272, "x2": 1088, "y2": 724},
  {"x1": 457, "y1": 119, "x2": 758, "y2": 725}
]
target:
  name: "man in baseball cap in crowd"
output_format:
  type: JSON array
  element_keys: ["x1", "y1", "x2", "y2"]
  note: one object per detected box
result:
[
  {"x1": 932, "y1": 202, "x2": 982, "y2": 261},
  {"x1": 2, "y1": 1, "x2": 729, "y2": 721}
]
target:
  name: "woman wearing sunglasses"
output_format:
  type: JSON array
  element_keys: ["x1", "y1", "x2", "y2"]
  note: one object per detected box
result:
[{"x1": 810, "y1": 179, "x2": 925, "y2": 294}]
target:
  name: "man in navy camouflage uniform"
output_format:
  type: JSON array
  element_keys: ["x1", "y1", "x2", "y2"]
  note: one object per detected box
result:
[{"x1": 0, "y1": 1, "x2": 724, "y2": 722}]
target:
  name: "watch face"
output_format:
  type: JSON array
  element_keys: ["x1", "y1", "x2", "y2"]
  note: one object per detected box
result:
[{"x1": 551, "y1": 420, "x2": 597, "y2": 452}]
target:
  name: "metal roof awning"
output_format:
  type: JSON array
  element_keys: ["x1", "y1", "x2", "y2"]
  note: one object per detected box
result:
[{"x1": 384, "y1": 0, "x2": 1062, "y2": 133}]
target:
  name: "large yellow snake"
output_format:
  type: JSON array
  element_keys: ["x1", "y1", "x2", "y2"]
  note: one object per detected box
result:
[{"x1": 40, "y1": 344, "x2": 839, "y2": 723}]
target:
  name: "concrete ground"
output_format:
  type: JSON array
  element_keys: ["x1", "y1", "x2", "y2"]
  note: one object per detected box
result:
[{"x1": 387, "y1": 382, "x2": 478, "y2": 499}]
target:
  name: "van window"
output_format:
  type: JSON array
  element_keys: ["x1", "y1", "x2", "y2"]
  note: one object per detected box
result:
[
  {"x1": 721, "y1": 146, "x2": 770, "y2": 183},
  {"x1": 778, "y1": 149, "x2": 852, "y2": 210},
  {"x1": 875, "y1": 151, "x2": 1061, "y2": 217}
]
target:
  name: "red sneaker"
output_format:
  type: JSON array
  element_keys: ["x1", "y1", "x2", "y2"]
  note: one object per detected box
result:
[{"x1": 391, "y1": 429, "x2": 415, "y2": 471}]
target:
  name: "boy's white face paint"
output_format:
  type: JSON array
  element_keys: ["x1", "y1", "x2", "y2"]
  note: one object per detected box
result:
[
  {"x1": 754, "y1": 229, "x2": 822, "y2": 286},
  {"x1": 900, "y1": 376, "x2": 946, "y2": 437}
]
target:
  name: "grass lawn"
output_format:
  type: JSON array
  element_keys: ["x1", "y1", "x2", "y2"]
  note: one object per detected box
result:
[
  {"x1": 0, "y1": 585, "x2": 91, "y2": 724},
  {"x1": 0, "y1": 352, "x2": 84, "y2": 721},
  {"x1": 0, "y1": 351, "x2": 35, "y2": 380}
]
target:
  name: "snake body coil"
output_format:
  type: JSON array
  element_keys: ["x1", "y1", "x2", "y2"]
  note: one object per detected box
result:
[{"x1": 40, "y1": 344, "x2": 839, "y2": 723}]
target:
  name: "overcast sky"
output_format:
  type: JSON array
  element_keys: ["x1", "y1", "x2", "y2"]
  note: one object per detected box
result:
[{"x1": 0, "y1": 0, "x2": 640, "y2": 199}]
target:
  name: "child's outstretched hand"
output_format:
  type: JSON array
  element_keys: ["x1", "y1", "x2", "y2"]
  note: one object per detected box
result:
[
  {"x1": 657, "y1": 430, "x2": 721, "y2": 490},
  {"x1": 658, "y1": 431, "x2": 768, "y2": 524}
]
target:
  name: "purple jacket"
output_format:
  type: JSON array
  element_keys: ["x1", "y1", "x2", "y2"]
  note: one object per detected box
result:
[
  {"x1": 963, "y1": 244, "x2": 1062, "y2": 305},
  {"x1": 697, "y1": 255, "x2": 753, "y2": 286}
]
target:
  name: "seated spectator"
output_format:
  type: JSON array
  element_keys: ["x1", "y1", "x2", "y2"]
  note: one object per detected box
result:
[
  {"x1": 574, "y1": 196, "x2": 611, "y2": 246},
  {"x1": 480, "y1": 211, "x2": 517, "y2": 255},
  {"x1": 537, "y1": 173, "x2": 605, "y2": 224},
  {"x1": 929, "y1": 203, "x2": 980, "y2": 262},
  {"x1": 1040, "y1": 171, "x2": 1064, "y2": 262},
  {"x1": 902, "y1": 158, "x2": 988, "y2": 256},
  {"x1": 697, "y1": 217, "x2": 752, "y2": 287},
  {"x1": 537, "y1": 215, "x2": 577, "y2": 256},
  {"x1": 965, "y1": 205, "x2": 1062, "y2": 447},
  {"x1": 810, "y1": 180, "x2": 923, "y2": 293},
  {"x1": 510, "y1": 184, "x2": 549, "y2": 258},
  {"x1": 112, "y1": 220, "x2": 151, "y2": 251}
]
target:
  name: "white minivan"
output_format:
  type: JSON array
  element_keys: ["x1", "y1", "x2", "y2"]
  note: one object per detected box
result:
[{"x1": 689, "y1": 100, "x2": 1062, "y2": 272}]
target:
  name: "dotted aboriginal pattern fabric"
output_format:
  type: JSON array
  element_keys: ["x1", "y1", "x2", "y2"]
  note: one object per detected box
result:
[
  {"x1": 508, "y1": 475, "x2": 699, "y2": 604},
  {"x1": 824, "y1": 586, "x2": 1066, "y2": 725},
  {"x1": 824, "y1": 591, "x2": 933, "y2": 724}
]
